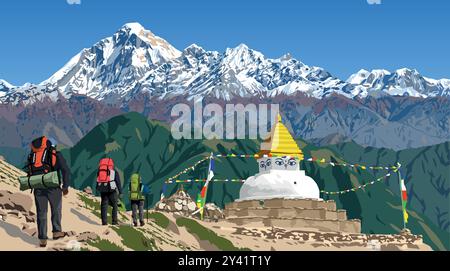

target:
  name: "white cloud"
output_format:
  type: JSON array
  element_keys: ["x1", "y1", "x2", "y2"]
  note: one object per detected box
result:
[
  {"x1": 67, "y1": 0, "x2": 81, "y2": 5},
  {"x1": 367, "y1": 0, "x2": 382, "y2": 4}
]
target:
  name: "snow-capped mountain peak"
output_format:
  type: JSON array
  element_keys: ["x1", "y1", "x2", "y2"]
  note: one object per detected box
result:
[
  {"x1": 346, "y1": 69, "x2": 370, "y2": 85},
  {"x1": 396, "y1": 67, "x2": 417, "y2": 77},
  {"x1": 346, "y1": 67, "x2": 450, "y2": 98},
  {"x1": 121, "y1": 22, "x2": 145, "y2": 33},
  {"x1": 0, "y1": 79, "x2": 14, "y2": 97},
  {"x1": 0, "y1": 79, "x2": 14, "y2": 90},
  {"x1": 223, "y1": 43, "x2": 265, "y2": 72},
  {"x1": 183, "y1": 43, "x2": 208, "y2": 57},
  {"x1": 38, "y1": 23, "x2": 184, "y2": 102},
  {"x1": 118, "y1": 22, "x2": 181, "y2": 59}
]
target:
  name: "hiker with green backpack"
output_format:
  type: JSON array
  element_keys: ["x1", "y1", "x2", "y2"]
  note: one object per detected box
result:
[{"x1": 129, "y1": 173, "x2": 145, "y2": 227}]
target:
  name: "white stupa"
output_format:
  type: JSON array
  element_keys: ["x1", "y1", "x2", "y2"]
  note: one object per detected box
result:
[{"x1": 239, "y1": 114, "x2": 321, "y2": 200}]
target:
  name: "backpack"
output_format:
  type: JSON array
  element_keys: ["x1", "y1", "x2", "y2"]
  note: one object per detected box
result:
[
  {"x1": 129, "y1": 173, "x2": 144, "y2": 201},
  {"x1": 26, "y1": 136, "x2": 57, "y2": 177},
  {"x1": 96, "y1": 158, "x2": 117, "y2": 193}
]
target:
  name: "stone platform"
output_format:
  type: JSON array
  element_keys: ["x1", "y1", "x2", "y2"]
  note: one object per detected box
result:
[{"x1": 224, "y1": 198, "x2": 361, "y2": 233}]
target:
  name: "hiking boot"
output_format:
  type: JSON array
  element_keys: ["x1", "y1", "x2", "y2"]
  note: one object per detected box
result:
[
  {"x1": 39, "y1": 239, "x2": 47, "y2": 248},
  {"x1": 133, "y1": 221, "x2": 138, "y2": 227},
  {"x1": 112, "y1": 221, "x2": 118, "y2": 225},
  {"x1": 140, "y1": 221, "x2": 145, "y2": 227},
  {"x1": 102, "y1": 222, "x2": 108, "y2": 226},
  {"x1": 53, "y1": 231, "x2": 67, "y2": 240}
]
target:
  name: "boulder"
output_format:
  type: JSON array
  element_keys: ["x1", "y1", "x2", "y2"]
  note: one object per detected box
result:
[
  {"x1": 0, "y1": 190, "x2": 33, "y2": 214},
  {"x1": 153, "y1": 186, "x2": 199, "y2": 217},
  {"x1": 25, "y1": 214, "x2": 35, "y2": 223},
  {"x1": 201, "y1": 203, "x2": 225, "y2": 222},
  {"x1": 7, "y1": 210, "x2": 22, "y2": 219},
  {"x1": 174, "y1": 202, "x2": 183, "y2": 211},
  {"x1": 77, "y1": 231, "x2": 99, "y2": 242},
  {"x1": 400, "y1": 228, "x2": 412, "y2": 235},
  {"x1": 83, "y1": 186, "x2": 93, "y2": 195},
  {"x1": 187, "y1": 202, "x2": 196, "y2": 211},
  {"x1": 65, "y1": 240, "x2": 82, "y2": 251},
  {"x1": 23, "y1": 227, "x2": 37, "y2": 237},
  {"x1": 0, "y1": 209, "x2": 7, "y2": 220},
  {"x1": 66, "y1": 231, "x2": 77, "y2": 237}
]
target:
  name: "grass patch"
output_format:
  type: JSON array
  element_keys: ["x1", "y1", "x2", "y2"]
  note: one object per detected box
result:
[
  {"x1": 79, "y1": 193, "x2": 100, "y2": 210},
  {"x1": 147, "y1": 212, "x2": 170, "y2": 229},
  {"x1": 87, "y1": 238, "x2": 124, "y2": 251},
  {"x1": 112, "y1": 225, "x2": 158, "y2": 251},
  {"x1": 176, "y1": 217, "x2": 249, "y2": 251}
]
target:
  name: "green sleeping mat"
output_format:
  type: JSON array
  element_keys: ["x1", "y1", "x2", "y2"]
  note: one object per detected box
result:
[{"x1": 18, "y1": 171, "x2": 60, "y2": 191}]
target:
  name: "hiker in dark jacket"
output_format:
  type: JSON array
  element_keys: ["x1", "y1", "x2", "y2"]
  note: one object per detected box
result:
[
  {"x1": 96, "y1": 158, "x2": 123, "y2": 225},
  {"x1": 100, "y1": 174, "x2": 122, "y2": 225},
  {"x1": 28, "y1": 136, "x2": 71, "y2": 248}
]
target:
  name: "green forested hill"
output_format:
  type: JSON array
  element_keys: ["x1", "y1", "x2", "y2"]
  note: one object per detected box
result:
[
  {"x1": 327, "y1": 142, "x2": 449, "y2": 236},
  {"x1": 0, "y1": 147, "x2": 27, "y2": 167},
  {"x1": 58, "y1": 112, "x2": 449, "y2": 250}
]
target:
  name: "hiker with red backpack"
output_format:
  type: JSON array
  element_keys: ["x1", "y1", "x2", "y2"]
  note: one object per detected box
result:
[
  {"x1": 96, "y1": 157, "x2": 122, "y2": 225},
  {"x1": 23, "y1": 136, "x2": 71, "y2": 248}
]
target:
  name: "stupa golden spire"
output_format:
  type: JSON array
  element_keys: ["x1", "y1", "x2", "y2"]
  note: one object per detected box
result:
[{"x1": 258, "y1": 113, "x2": 304, "y2": 160}]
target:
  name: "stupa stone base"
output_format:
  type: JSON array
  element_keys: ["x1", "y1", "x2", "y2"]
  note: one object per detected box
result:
[
  {"x1": 225, "y1": 198, "x2": 361, "y2": 234},
  {"x1": 225, "y1": 207, "x2": 347, "y2": 221}
]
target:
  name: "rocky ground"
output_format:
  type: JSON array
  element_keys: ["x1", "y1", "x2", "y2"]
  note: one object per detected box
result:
[
  {"x1": 0, "y1": 158, "x2": 202, "y2": 251},
  {"x1": 154, "y1": 186, "x2": 225, "y2": 222},
  {"x1": 0, "y1": 158, "x2": 432, "y2": 251}
]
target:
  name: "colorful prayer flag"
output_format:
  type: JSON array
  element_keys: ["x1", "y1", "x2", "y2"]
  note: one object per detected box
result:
[
  {"x1": 199, "y1": 154, "x2": 215, "y2": 220},
  {"x1": 160, "y1": 183, "x2": 167, "y2": 201},
  {"x1": 196, "y1": 193, "x2": 203, "y2": 209},
  {"x1": 400, "y1": 179, "x2": 408, "y2": 224}
]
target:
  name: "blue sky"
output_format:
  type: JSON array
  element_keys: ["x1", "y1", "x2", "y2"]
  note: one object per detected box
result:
[{"x1": 0, "y1": 0, "x2": 449, "y2": 85}]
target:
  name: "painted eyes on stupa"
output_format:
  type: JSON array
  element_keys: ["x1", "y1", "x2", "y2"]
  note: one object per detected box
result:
[
  {"x1": 288, "y1": 158, "x2": 296, "y2": 166},
  {"x1": 275, "y1": 158, "x2": 283, "y2": 166},
  {"x1": 273, "y1": 157, "x2": 296, "y2": 167},
  {"x1": 265, "y1": 159, "x2": 271, "y2": 167},
  {"x1": 259, "y1": 161, "x2": 266, "y2": 168}
]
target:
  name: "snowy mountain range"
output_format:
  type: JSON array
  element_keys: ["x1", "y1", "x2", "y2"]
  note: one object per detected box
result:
[
  {"x1": 1, "y1": 22, "x2": 449, "y2": 105},
  {"x1": 0, "y1": 22, "x2": 449, "y2": 151}
]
